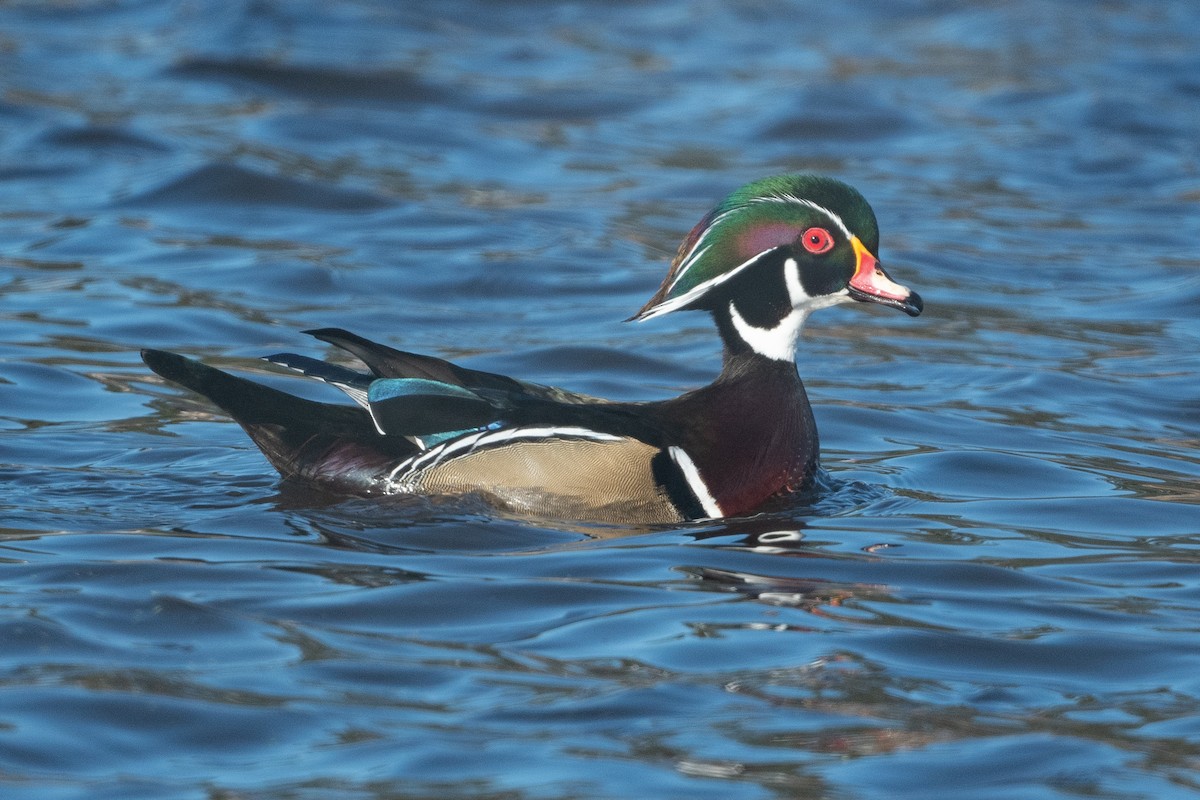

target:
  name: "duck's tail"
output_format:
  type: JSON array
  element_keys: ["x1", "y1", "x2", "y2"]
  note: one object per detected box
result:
[{"x1": 141, "y1": 349, "x2": 412, "y2": 493}]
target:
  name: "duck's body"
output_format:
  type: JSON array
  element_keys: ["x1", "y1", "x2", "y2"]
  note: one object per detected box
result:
[{"x1": 143, "y1": 175, "x2": 921, "y2": 523}]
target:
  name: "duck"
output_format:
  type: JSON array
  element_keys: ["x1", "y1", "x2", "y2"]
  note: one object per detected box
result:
[{"x1": 142, "y1": 175, "x2": 922, "y2": 523}]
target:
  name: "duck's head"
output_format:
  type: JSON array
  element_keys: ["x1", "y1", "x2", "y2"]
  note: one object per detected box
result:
[{"x1": 630, "y1": 175, "x2": 922, "y2": 360}]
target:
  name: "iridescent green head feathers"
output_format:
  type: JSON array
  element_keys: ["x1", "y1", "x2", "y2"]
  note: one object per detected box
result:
[{"x1": 631, "y1": 175, "x2": 908, "y2": 323}]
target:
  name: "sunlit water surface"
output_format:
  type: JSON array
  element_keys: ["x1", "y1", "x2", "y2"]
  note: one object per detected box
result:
[{"x1": 2, "y1": 2, "x2": 1199, "y2": 798}]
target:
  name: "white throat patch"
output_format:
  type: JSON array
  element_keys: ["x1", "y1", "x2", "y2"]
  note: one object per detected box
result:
[
  {"x1": 728, "y1": 257, "x2": 849, "y2": 361},
  {"x1": 729, "y1": 303, "x2": 808, "y2": 362}
]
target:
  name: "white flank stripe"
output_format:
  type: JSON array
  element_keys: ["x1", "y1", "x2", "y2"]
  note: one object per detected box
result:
[
  {"x1": 474, "y1": 426, "x2": 622, "y2": 448},
  {"x1": 385, "y1": 425, "x2": 623, "y2": 490},
  {"x1": 668, "y1": 446, "x2": 723, "y2": 519},
  {"x1": 396, "y1": 429, "x2": 489, "y2": 477}
]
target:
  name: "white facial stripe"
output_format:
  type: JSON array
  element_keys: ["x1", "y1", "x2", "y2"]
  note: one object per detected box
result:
[
  {"x1": 665, "y1": 243, "x2": 713, "y2": 294},
  {"x1": 636, "y1": 247, "x2": 780, "y2": 321},
  {"x1": 806, "y1": 200, "x2": 854, "y2": 240},
  {"x1": 783, "y1": 257, "x2": 807, "y2": 306},
  {"x1": 751, "y1": 195, "x2": 854, "y2": 240},
  {"x1": 666, "y1": 202, "x2": 785, "y2": 296},
  {"x1": 644, "y1": 194, "x2": 858, "y2": 321},
  {"x1": 668, "y1": 446, "x2": 723, "y2": 519},
  {"x1": 663, "y1": 205, "x2": 747, "y2": 297},
  {"x1": 386, "y1": 426, "x2": 623, "y2": 490}
]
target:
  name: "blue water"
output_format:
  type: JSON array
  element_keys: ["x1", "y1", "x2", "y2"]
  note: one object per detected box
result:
[{"x1": 2, "y1": 1, "x2": 1199, "y2": 798}]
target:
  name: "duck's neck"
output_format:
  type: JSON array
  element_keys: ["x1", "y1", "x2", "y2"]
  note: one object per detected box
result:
[
  {"x1": 668, "y1": 326, "x2": 818, "y2": 517},
  {"x1": 713, "y1": 292, "x2": 811, "y2": 364}
]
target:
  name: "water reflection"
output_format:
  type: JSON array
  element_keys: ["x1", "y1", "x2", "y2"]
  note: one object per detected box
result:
[{"x1": 3, "y1": 0, "x2": 1199, "y2": 797}]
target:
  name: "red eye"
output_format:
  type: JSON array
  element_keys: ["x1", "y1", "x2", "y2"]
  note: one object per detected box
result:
[{"x1": 801, "y1": 227, "x2": 834, "y2": 254}]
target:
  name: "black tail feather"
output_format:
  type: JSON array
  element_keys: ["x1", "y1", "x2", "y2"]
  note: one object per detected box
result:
[
  {"x1": 141, "y1": 349, "x2": 412, "y2": 492},
  {"x1": 263, "y1": 352, "x2": 373, "y2": 391},
  {"x1": 304, "y1": 327, "x2": 524, "y2": 392},
  {"x1": 262, "y1": 352, "x2": 372, "y2": 407}
]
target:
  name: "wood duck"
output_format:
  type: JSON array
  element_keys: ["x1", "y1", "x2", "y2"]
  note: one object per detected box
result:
[{"x1": 142, "y1": 175, "x2": 922, "y2": 523}]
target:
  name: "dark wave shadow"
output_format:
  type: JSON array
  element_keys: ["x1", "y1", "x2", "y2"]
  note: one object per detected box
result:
[
  {"x1": 120, "y1": 162, "x2": 392, "y2": 211},
  {"x1": 169, "y1": 57, "x2": 449, "y2": 105}
]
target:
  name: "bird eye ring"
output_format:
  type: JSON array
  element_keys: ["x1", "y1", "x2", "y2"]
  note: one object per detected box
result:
[{"x1": 800, "y1": 227, "x2": 834, "y2": 254}]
